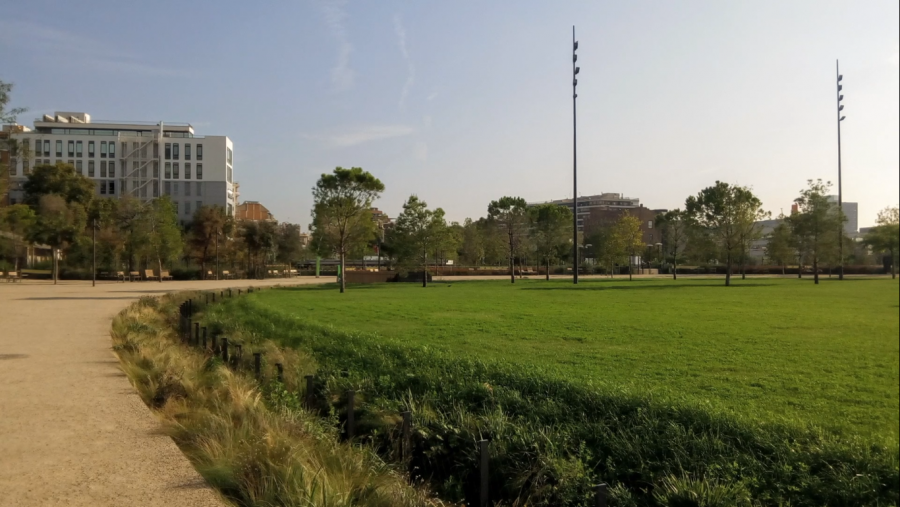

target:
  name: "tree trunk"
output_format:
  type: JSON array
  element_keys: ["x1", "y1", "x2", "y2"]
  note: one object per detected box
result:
[
  {"x1": 673, "y1": 258, "x2": 677, "y2": 280},
  {"x1": 813, "y1": 257, "x2": 819, "y2": 285},
  {"x1": 52, "y1": 247, "x2": 58, "y2": 285},
  {"x1": 546, "y1": 258, "x2": 550, "y2": 281},
  {"x1": 892, "y1": 249, "x2": 896, "y2": 279},
  {"x1": 422, "y1": 250, "x2": 428, "y2": 288},
  {"x1": 629, "y1": 259, "x2": 633, "y2": 281},
  {"x1": 157, "y1": 256, "x2": 163, "y2": 283},
  {"x1": 339, "y1": 251, "x2": 346, "y2": 293},
  {"x1": 725, "y1": 252, "x2": 732, "y2": 286}
]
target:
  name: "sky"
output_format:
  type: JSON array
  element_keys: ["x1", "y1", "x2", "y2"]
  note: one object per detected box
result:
[{"x1": 1, "y1": 0, "x2": 898, "y2": 227}]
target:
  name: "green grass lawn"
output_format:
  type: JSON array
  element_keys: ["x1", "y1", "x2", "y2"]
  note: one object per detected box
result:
[{"x1": 255, "y1": 277, "x2": 899, "y2": 439}]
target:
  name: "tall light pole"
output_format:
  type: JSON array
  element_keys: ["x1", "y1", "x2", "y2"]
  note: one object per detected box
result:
[
  {"x1": 572, "y1": 26, "x2": 580, "y2": 284},
  {"x1": 836, "y1": 60, "x2": 846, "y2": 280}
]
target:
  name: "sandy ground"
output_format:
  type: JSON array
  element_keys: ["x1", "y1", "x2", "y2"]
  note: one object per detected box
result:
[{"x1": 0, "y1": 277, "x2": 324, "y2": 507}]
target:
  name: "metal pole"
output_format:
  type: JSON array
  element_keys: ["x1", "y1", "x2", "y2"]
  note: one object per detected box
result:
[
  {"x1": 215, "y1": 227, "x2": 220, "y2": 280},
  {"x1": 573, "y1": 26, "x2": 579, "y2": 285},
  {"x1": 92, "y1": 218, "x2": 96, "y2": 287},
  {"x1": 836, "y1": 60, "x2": 844, "y2": 281}
]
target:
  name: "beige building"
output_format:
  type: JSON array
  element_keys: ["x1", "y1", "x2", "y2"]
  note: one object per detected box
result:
[{"x1": 235, "y1": 201, "x2": 275, "y2": 221}]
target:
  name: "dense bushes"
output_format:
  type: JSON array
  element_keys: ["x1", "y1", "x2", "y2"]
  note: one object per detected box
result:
[{"x1": 204, "y1": 294, "x2": 900, "y2": 507}]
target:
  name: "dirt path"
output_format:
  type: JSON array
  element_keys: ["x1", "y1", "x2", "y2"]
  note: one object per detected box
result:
[{"x1": 0, "y1": 278, "x2": 324, "y2": 507}]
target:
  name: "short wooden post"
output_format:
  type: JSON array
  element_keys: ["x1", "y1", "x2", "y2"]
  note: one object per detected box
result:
[
  {"x1": 401, "y1": 410, "x2": 412, "y2": 462},
  {"x1": 194, "y1": 322, "x2": 200, "y2": 346},
  {"x1": 205, "y1": 293, "x2": 209, "y2": 305},
  {"x1": 202, "y1": 327, "x2": 208, "y2": 349},
  {"x1": 211, "y1": 334, "x2": 218, "y2": 354},
  {"x1": 254, "y1": 352, "x2": 261, "y2": 379},
  {"x1": 275, "y1": 363, "x2": 283, "y2": 382},
  {"x1": 221, "y1": 338, "x2": 229, "y2": 363},
  {"x1": 234, "y1": 344, "x2": 242, "y2": 367},
  {"x1": 479, "y1": 439, "x2": 489, "y2": 507},
  {"x1": 346, "y1": 390, "x2": 356, "y2": 440},
  {"x1": 212, "y1": 292, "x2": 216, "y2": 303},
  {"x1": 594, "y1": 483, "x2": 608, "y2": 507},
  {"x1": 229, "y1": 288, "x2": 232, "y2": 297},
  {"x1": 238, "y1": 289, "x2": 242, "y2": 296},
  {"x1": 305, "y1": 375, "x2": 314, "y2": 408}
]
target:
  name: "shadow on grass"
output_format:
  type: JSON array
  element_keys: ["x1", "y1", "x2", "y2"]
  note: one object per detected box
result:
[{"x1": 16, "y1": 296, "x2": 143, "y2": 300}]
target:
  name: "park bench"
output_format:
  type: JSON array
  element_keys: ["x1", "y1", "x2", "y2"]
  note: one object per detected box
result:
[
  {"x1": 5, "y1": 271, "x2": 22, "y2": 283},
  {"x1": 160, "y1": 270, "x2": 173, "y2": 281},
  {"x1": 115, "y1": 271, "x2": 126, "y2": 282},
  {"x1": 222, "y1": 270, "x2": 234, "y2": 279},
  {"x1": 129, "y1": 271, "x2": 141, "y2": 281},
  {"x1": 144, "y1": 269, "x2": 159, "y2": 281},
  {"x1": 207, "y1": 270, "x2": 214, "y2": 279}
]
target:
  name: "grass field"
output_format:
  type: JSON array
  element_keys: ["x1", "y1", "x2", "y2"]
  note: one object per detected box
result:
[{"x1": 255, "y1": 277, "x2": 899, "y2": 439}]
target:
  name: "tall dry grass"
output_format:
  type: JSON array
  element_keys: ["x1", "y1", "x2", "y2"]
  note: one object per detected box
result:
[{"x1": 111, "y1": 294, "x2": 448, "y2": 507}]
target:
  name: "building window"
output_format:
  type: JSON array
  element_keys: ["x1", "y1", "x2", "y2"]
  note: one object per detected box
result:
[
  {"x1": 165, "y1": 162, "x2": 171, "y2": 179},
  {"x1": 153, "y1": 181, "x2": 159, "y2": 197},
  {"x1": 101, "y1": 161, "x2": 107, "y2": 178},
  {"x1": 88, "y1": 141, "x2": 95, "y2": 157},
  {"x1": 68, "y1": 160, "x2": 74, "y2": 167},
  {"x1": 109, "y1": 142, "x2": 116, "y2": 158},
  {"x1": 196, "y1": 163, "x2": 202, "y2": 180},
  {"x1": 153, "y1": 161, "x2": 159, "y2": 178},
  {"x1": 196, "y1": 200, "x2": 203, "y2": 212},
  {"x1": 44, "y1": 140, "x2": 50, "y2": 156},
  {"x1": 184, "y1": 144, "x2": 191, "y2": 160},
  {"x1": 100, "y1": 141, "x2": 107, "y2": 158},
  {"x1": 68, "y1": 140, "x2": 75, "y2": 157},
  {"x1": 121, "y1": 179, "x2": 128, "y2": 194},
  {"x1": 153, "y1": 142, "x2": 159, "y2": 158},
  {"x1": 226, "y1": 147, "x2": 233, "y2": 165},
  {"x1": 227, "y1": 166, "x2": 232, "y2": 183},
  {"x1": 174, "y1": 201, "x2": 179, "y2": 215},
  {"x1": 132, "y1": 142, "x2": 139, "y2": 154},
  {"x1": 141, "y1": 183, "x2": 147, "y2": 198},
  {"x1": 185, "y1": 163, "x2": 191, "y2": 179},
  {"x1": 23, "y1": 159, "x2": 30, "y2": 175},
  {"x1": 75, "y1": 160, "x2": 83, "y2": 174},
  {"x1": 56, "y1": 140, "x2": 63, "y2": 157},
  {"x1": 109, "y1": 180, "x2": 115, "y2": 195},
  {"x1": 196, "y1": 182, "x2": 202, "y2": 196},
  {"x1": 100, "y1": 181, "x2": 107, "y2": 195},
  {"x1": 173, "y1": 182, "x2": 179, "y2": 196},
  {"x1": 109, "y1": 161, "x2": 116, "y2": 178},
  {"x1": 173, "y1": 143, "x2": 179, "y2": 160},
  {"x1": 165, "y1": 143, "x2": 171, "y2": 159},
  {"x1": 648, "y1": 221, "x2": 653, "y2": 229},
  {"x1": 185, "y1": 181, "x2": 191, "y2": 196},
  {"x1": 173, "y1": 162, "x2": 179, "y2": 179},
  {"x1": 196, "y1": 143, "x2": 202, "y2": 160},
  {"x1": 141, "y1": 143, "x2": 147, "y2": 158},
  {"x1": 9, "y1": 161, "x2": 16, "y2": 175},
  {"x1": 88, "y1": 161, "x2": 95, "y2": 177},
  {"x1": 164, "y1": 181, "x2": 171, "y2": 195},
  {"x1": 76, "y1": 141, "x2": 83, "y2": 157},
  {"x1": 185, "y1": 201, "x2": 191, "y2": 216}
]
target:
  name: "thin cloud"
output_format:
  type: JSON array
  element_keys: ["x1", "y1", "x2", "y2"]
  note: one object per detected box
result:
[
  {"x1": 0, "y1": 19, "x2": 191, "y2": 77},
  {"x1": 394, "y1": 14, "x2": 415, "y2": 109},
  {"x1": 427, "y1": 91, "x2": 439, "y2": 101},
  {"x1": 302, "y1": 125, "x2": 415, "y2": 148},
  {"x1": 320, "y1": 0, "x2": 355, "y2": 91}
]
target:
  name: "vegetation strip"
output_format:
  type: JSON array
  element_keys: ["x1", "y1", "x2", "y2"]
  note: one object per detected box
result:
[
  {"x1": 202, "y1": 286, "x2": 899, "y2": 506},
  {"x1": 111, "y1": 291, "x2": 447, "y2": 507}
]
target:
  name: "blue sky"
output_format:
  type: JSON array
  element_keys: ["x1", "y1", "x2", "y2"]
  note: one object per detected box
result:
[{"x1": 2, "y1": 1, "x2": 898, "y2": 227}]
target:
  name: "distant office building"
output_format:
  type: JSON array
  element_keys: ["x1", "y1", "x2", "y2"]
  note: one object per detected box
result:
[
  {"x1": 826, "y1": 196, "x2": 858, "y2": 234},
  {"x1": 3, "y1": 112, "x2": 236, "y2": 218},
  {"x1": 582, "y1": 205, "x2": 664, "y2": 246},
  {"x1": 528, "y1": 192, "x2": 642, "y2": 231},
  {"x1": 236, "y1": 201, "x2": 275, "y2": 221}
]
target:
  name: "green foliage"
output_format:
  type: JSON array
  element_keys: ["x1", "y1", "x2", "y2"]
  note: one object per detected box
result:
[
  {"x1": 239, "y1": 219, "x2": 277, "y2": 278},
  {"x1": 211, "y1": 279, "x2": 900, "y2": 506},
  {"x1": 655, "y1": 209, "x2": 689, "y2": 278},
  {"x1": 787, "y1": 180, "x2": 844, "y2": 284},
  {"x1": 612, "y1": 212, "x2": 644, "y2": 280},
  {"x1": 0, "y1": 79, "x2": 27, "y2": 124},
  {"x1": 529, "y1": 203, "x2": 572, "y2": 278},
  {"x1": 389, "y1": 195, "x2": 449, "y2": 286},
  {"x1": 310, "y1": 166, "x2": 385, "y2": 292},
  {"x1": 136, "y1": 197, "x2": 182, "y2": 274},
  {"x1": 188, "y1": 205, "x2": 230, "y2": 276},
  {"x1": 865, "y1": 206, "x2": 900, "y2": 278},
  {"x1": 765, "y1": 216, "x2": 795, "y2": 270},
  {"x1": 275, "y1": 222, "x2": 304, "y2": 267},
  {"x1": 27, "y1": 194, "x2": 87, "y2": 281},
  {"x1": 488, "y1": 196, "x2": 528, "y2": 282},
  {"x1": 685, "y1": 182, "x2": 767, "y2": 286},
  {"x1": 23, "y1": 162, "x2": 95, "y2": 207}
]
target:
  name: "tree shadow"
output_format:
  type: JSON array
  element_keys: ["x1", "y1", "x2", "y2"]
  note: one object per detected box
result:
[
  {"x1": 522, "y1": 282, "x2": 775, "y2": 292},
  {"x1": 15, "y1": 296, "x2": 140, "y2": 300}
]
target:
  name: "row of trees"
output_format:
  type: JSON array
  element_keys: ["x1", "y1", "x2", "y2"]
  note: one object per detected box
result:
[{"x1": 0, "y1": 163, "x2": 306, "y2": 282}]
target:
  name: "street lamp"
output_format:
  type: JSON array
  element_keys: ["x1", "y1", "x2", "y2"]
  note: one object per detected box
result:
[
  {"x1": 572, "y1": 26, "x2": 580, "y2": 285},
  {"x1": 835, "y1": 60, "x2": 846, "y2": 280}
]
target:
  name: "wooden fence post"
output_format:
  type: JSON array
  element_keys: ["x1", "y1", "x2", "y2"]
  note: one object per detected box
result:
[
  {"x1": 594, "y1": 483, "x2": 608, "y2": 507},
  {"x1": 221, "y1": 338, "x2": 229, "y2": 363},
  {"x1": 254, "y1": 352, "x2": 261, "y2": 379},
  {"x1": 305, "y1": 375, "x2": 314, "y2": 408},
  {"x1": 479, "y1": 439, "x2": 489, "y2": 507},
  {"x1": 346, "y1": 390, "x2": 356, "y2": 440}
]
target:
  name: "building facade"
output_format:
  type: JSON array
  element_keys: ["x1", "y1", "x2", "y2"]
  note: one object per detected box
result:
[
  {"x1": 4, "y1": 112, "x2": 236, "y2": 219},
  {"x1": 235, "y1": 201, "x2": 274, "y2": 221},
  {"x1": 528, "y1": 192, "x2": 642, "y2": 231}
]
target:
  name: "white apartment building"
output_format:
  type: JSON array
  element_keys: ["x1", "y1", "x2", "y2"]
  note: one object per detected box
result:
[{"x1": 4, "y1": 112, "x2": 236, "y2": 219}]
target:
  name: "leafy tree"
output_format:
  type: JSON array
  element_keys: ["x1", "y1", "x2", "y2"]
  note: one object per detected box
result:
[
  {"x1": 736, "y1": 200, "x2": 770, "y2": 279},
  {"x1": 765, "y1": 217, "x2": 795, "y2": 275},
  {"x1": 487, "y1": 196, "x2": 528, "y2": 283},
  {"x1": 23, "y1": 163, "x2": 95, "y2": 207},
  {"x1": 787, "y1": 179, "x2": 843, "y2": 285},
  {"x1": 189, "y1": 205, "x2": 229, "y2": 278},
  {"x1": 136, "y1": 197, "x2": 182, "y2": 282},
  {"x1": 390, "y1": 195, "x2": 448, "y2": 287},
  {"x1": 276, "y1": 222, "x2": 305, "y2": 275},
  {"x1": 28, "y1": 194, "x2": 87, "y2": 283},
  {"x1": 685, "y1": 182, "x2": 767, "y2": 286},
  {"x1": 587, "y1": 222, "x2": 622, "y2": 277},
  {"x1": 529, "y1": 203, "x2": 572, "y2": 280},
  {"x1": 655, "y1": 209, "x2": 689, "y2": 280},
  {"x1": 310, "y1": 167, "x2": 385, "y2": 293},
  {"x1": 239, "y1": 220, "x2": 277, "y2": 279},
  {"x1": 864, "y1": 206, "x2": 899, "y2": 279},
  {"x1": 0, "y1": 204, "x2": 37, "y2": 271},
  {"x1": 612, "y1": 212, "x2": 644, "y2": 281},
  {"x1": 0, "y1": 79, "x2": 26, "y2": 124}
]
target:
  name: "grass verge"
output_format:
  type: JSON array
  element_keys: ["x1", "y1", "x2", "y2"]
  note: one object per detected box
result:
[
  {"x1": 203, "y1": 287, "x2": 899, "y2": 507},
  {"x1": 111, "y1": 292, "x2": 448, "y2": 507}
]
